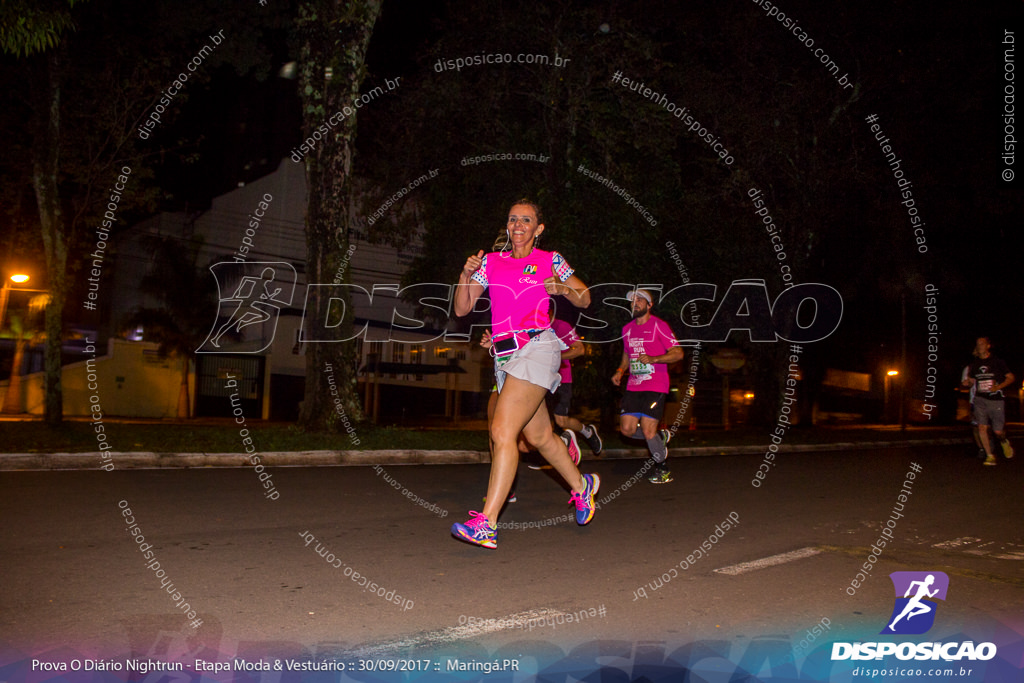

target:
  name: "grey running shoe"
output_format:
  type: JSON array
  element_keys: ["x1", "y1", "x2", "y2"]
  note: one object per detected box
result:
[{"x1": 581, "y1": 424, "x2": 603, "y2": 455}]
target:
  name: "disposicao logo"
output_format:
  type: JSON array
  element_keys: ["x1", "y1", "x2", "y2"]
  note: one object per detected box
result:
[
  {"x1": 832, "y1": 571, "x2": 997, "y2": 662},
  {"x1": 522, "y1": 264, "x2": 537, "y2": 275},
  {"x1": 882, "y1": 571, "x2": 948, "y2": 635},
  {"x1": 198, "y1": 262, "x2": 297, "y2": 354}
]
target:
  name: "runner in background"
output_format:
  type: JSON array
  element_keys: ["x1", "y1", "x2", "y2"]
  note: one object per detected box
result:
[
  {"x1": 612, "y1": 289, "x2": 683, "y2": 484},
  {"x1": 962, "y1": 336, "x2": 1015, "y2": 466}
]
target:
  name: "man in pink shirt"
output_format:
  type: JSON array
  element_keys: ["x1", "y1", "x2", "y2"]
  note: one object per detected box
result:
[{"x1": 611, "y1": 289, "x2": 683, "y2": 483}]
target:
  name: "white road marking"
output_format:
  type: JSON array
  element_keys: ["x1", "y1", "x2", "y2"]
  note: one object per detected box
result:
[
  {"x1": 934, "y1": 537, "x2": 1024, "y2": 560},
  {"x1": 933, "y1": 537, "x2": 981, "y2": 549},
  {"x1": 348, "y1": 608, "x2": 570, "y2": 656},
  {"x1": 713, "y1": 547, "x2": 822, "y2": 576}
]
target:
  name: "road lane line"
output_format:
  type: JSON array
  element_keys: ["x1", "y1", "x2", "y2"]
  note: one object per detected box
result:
[
  {"x1": 713, "y1": 547, "x2": 822, "y2": 576},
  {"x1": 933, "y1": 536, "x2": 981, "y2": 550},
  {"x1": 348, "y1": 608, "x2": 570, "y2": 656}
]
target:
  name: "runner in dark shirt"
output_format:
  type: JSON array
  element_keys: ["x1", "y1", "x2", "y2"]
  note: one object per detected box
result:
[{"x1": 962, "y1": 337, "x2": 1015, "y2": 466}]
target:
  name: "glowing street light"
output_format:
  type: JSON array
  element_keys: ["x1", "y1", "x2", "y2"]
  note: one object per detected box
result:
[
  {"x1": 0, "y1": 272, "x2": 32, "y2": 334},
  {"x1": 1, "y1": 272, "x2": 34, "y2": 414},
  {"x1": 884, "y1": 369, "x2": 900, "y2": 422}
]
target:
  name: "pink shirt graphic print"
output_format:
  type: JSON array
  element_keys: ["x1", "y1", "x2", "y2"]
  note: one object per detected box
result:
[{"x1": 470, "y1": 249, "x2": 573, "y2": 337}]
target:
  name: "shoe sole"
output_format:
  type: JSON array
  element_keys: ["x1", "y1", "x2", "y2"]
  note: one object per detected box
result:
[{"x1": 451, "y1": 525, "x2": 497, "y2": 549}]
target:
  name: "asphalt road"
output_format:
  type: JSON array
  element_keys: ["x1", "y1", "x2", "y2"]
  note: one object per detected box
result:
[{"x1": 2, "y1": 444, "x2": 1021, "y2": 674}]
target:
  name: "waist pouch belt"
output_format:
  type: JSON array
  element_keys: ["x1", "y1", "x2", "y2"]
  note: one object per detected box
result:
[{"x1": 492, "y1": 329, "x2": 546, "y2": 357}]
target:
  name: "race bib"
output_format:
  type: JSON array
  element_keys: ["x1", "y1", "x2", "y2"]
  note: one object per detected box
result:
[{"x1": 630, "y1": 358, "x2": 653, "y2": 378}]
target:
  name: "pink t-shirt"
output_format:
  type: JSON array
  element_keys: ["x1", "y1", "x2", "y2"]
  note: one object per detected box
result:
[
  {"x1": 622, "y1": 315, "x2": 679, "y2": 394},
  {"x1": 551, "y1": 318, "x2": 580, "y2": 384},
  {"x1": 471, "y1": 249, "x2": 574, "y2": 336}
]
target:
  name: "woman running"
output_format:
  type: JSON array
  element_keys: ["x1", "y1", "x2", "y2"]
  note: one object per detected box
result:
[{"x1": 450, "y1": 199, "x2": 599, "y2": 548}]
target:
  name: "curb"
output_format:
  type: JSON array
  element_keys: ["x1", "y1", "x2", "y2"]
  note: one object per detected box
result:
[{"x1": 0, "y1": 437, "x2": 972, "y2": 471}]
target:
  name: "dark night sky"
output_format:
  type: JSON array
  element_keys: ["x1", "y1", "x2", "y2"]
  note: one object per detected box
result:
[{"x1": 3, "y1": 0, "x2": 1021, "y2": 399}]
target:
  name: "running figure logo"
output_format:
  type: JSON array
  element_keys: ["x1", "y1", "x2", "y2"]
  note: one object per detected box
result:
[
  {"x1": 197, "y1": 262, "x2": 296, "y2": 354},
  {"x1": 881, "y1": 571, "x2": 949, "y2": 635}
]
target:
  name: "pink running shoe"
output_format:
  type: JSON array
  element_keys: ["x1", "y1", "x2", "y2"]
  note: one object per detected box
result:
[{"x1": 561, "y1": 430, "x2": 581, "y2": 465}]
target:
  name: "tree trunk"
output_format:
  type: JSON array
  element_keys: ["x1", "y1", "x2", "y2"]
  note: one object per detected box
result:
[
  {"x1": 31, "y1": 50, "x2": 66, "y2": 425},
  {"x1": 295, "y1": 0, "x2": 382, "y2": 431}
]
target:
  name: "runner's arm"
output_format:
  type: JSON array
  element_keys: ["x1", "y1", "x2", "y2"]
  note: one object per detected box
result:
[
  {"x1": 562, "y1": 339, "x2": 585, "y2": 361},
  {"x1": 455, "y1": 250, "x2": 486, "y2": 317},
  {"x1": 612, "y1": 349, "x2": 629, "y2": 386},
  {"x1": 544, "y1": 272, "x2": 590, "y2": 308}
]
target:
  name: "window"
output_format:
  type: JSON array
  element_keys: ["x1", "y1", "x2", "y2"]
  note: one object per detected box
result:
[
  {"x1": 411, "y1": 344, "x2": 425, "y2": 381},
  {"x1": 390, "y1": 344, "x2": 403, "y2": 378}
]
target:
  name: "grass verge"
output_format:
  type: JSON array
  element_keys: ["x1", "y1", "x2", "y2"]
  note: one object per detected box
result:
[{"x1": 1, "y1": 421, "x2": 490, "y2": 453}]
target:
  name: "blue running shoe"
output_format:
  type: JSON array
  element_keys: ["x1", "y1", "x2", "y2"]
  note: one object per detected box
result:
[
  {"x1": 451, "y1": 511, "x2": 498, "y2": 548},
  {"x1": 569, "y1": 473, "x2": 600, "y2": 525}
]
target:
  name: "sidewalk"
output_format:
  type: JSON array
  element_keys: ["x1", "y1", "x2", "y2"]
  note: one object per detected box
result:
[{"x1": 0, "y1": 424, "x2": 984, "y2": 471}]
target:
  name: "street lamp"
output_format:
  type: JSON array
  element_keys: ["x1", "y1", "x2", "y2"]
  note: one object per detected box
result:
[
  {"x1": 0, "y1": 273, "x2": 31, "y2": 334},
  {"x1": 1, "y1": 273, "x2": 30, "y2": 414},
  {"x1": 884, "y1": 369, "x2": 899, "y2": 422}
]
